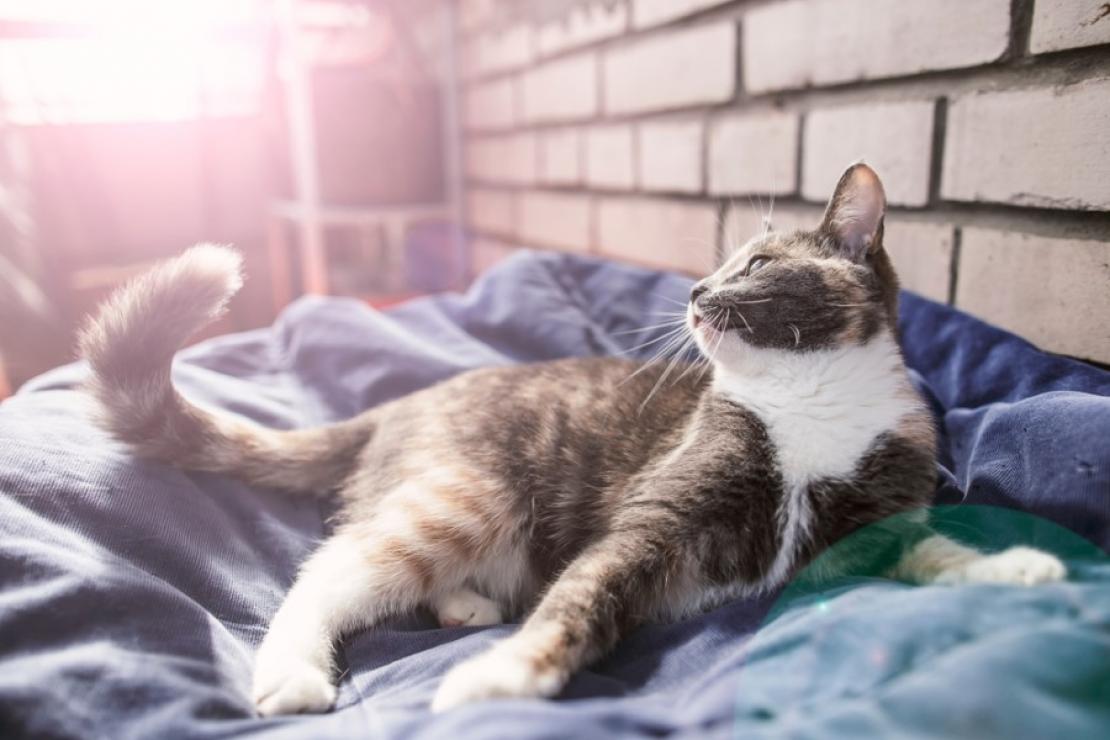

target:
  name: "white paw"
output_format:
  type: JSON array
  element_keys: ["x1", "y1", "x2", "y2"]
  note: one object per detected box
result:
[
  {"x1": 253, "y1": 656, "x2": 337, "y2": 717},
  {"x1": 431, "y1": 643, "x2": 563, "y2": 712},
  {"x1": 435, "y1": 589, "x2": 504, "y2": 628},
  {"x1": 938, "y1": 546, "x2": 1067, "y2": 586}
]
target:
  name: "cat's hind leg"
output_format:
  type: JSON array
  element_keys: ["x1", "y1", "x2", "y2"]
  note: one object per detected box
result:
[{"x1": 434, "y1": 588, "x2": 504, "y2": 628}]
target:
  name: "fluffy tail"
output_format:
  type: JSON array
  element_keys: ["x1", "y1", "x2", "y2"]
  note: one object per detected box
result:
[{"x1": 80, "y1": 244, "x2": 372, "y2": 493}]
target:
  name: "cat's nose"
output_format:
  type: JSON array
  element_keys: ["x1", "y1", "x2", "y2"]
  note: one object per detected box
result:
[{"x1": 689, "y1": 283, "x2": 709, "y2": 303}]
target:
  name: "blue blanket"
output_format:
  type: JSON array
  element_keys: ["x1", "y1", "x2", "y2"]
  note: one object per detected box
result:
[{"x1": 1, "y1": 251, "x2": 1107, "y2": 739}]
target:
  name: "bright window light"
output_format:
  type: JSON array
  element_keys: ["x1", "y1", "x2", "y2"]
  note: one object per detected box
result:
[{"x1": 0, "y1": 0, "x2": 268, "y2": 125}]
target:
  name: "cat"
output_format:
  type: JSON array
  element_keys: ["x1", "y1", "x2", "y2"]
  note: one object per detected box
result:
[{"x1": 80, "y1": 163, "x2": 1065, "y2": 716}]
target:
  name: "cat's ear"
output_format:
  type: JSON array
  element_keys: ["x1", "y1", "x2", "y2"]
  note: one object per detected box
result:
[{"x1": 818, "y1": 163, "x2": 886, "y2": 261}]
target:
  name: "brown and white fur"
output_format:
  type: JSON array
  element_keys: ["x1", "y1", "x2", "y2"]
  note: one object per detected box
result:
[{"x1": 80, "y1": 164, "x2": 1065, "y2": 716}]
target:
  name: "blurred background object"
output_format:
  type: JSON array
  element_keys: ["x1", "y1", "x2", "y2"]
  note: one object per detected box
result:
[
  {"x1": 1, "y1": 0, "x2": 1109, "y2": 396},
  {"x1": 0, "y1": 0, "x2": 463, "y2": 392}
]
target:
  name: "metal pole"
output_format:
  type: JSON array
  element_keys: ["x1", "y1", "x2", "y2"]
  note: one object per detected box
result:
[
  {"x1": 277, "y1": 0, "x2": 328, "y2": 294},
  {"x1": 439, "y1": 0, "x2": 467, "y2": 286}
]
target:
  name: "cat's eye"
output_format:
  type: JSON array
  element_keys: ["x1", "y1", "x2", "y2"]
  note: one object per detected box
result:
[{"x1": 745, "y1": 256, "x2": 771, "y2": 275}]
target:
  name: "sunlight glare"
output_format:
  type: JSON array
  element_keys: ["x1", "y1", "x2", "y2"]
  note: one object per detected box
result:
[{"x1": 0, "y1": 0, "x2": 267, "y2": 124}]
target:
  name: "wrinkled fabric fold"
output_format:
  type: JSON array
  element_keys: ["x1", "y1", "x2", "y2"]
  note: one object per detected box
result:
[{"x1": 1, "y1": 250, "x2": 1107, "y2": 739}]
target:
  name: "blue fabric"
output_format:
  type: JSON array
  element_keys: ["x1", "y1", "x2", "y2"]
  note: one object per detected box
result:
[{"x1": 1, "y1": 250, "x2": 1107, "y2": 739}]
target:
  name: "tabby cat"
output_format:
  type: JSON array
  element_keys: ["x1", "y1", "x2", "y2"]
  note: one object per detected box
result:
[{"x1": 81, "y1": 164, "x2": 1065, "y2": 716}]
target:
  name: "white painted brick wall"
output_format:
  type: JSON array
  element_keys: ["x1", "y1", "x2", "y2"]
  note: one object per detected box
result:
[
  {"x1": 537, "y1": 2, "x2": 627, "y2": 56},
  {"x1": 459, "y1": 0, "x2": 496, "y2": 34},
  {"x1": 722, "y1": 204, "x2": 823, "y2": 256},
  {"x1": 539, "y1": 128, "x2": 582, "y2": 185},
  {"x1": 463, "y1": 78, "x2": 515, "y2": 131},
  {"x1": 632, "y1": 0, "x2": 732, "y2": 30},
  {"x1": 585, "y1": 124, "x2": 636, "y2": 190},
  {"x1": 638, "y1": 120, "x2": 703, "y2": 194},
  {"x1": 956, "y1": 228, "x2": 1110, "y2": 361},
  {"x1": 708, "y1": 111, "x2": 799, "y2": 195},
  {"x1": 466, "y1": 188, "x2": 515, "y2": 235},
  {"x1": 743, "y1": 0, "x2": 1010, "y2": 93},
  {"x1": 518, "y1": 191, "x2": 593, "y2": 251},
  {"x1": 803, "y1": 101, "x2": 936, "y2": 207},
  {"x1": 471, "y1": 237, "x2": 519, "y2": 275},
  {"x1": 883, "y1": 219, "x2": 955, "y2": 303},
  {"x1": 465, "y1": 134, "x2": 537, "y2": 184},
  {"x1": 943, "y1": 79, "x2": 1110, "y2": 211},
  {"x1": 521, "y1": 52, "x2": 599, "y2": 123},
  {"x1": 464, "y1": 24, "x2": 533, "y2": 78},
  {"x1": 456, "y1": 0, "x2": 1110, "y2": 362},
  {"x1": 597, "y1": 197, "x2": 718, "y2": 274},
  {"x1": 603, "y1": 23, "x2": 735, "y2": 115},
  {"x1": 1030, "y1": 0, "x2": 1110, "y2": 54}
]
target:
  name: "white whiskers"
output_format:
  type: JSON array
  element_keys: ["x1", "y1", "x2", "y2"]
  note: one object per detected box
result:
[
  {"x1": 611, "y1": 319, "x2": 689, "y2": 337},
  {"x1": 652, "y1": 293, "x2": 688, "y2": 308},
  {"x1": 733, "y1": 309, "x2": 754, "y2": 334},
  {"x1": 616, "y1": 323, "x2": 689, "y2": 356},
  {"x1": 623, "y1": 305, "x2": 728, "y2": 415},
  {"x1": 696, "y1": 313, "x2": 729, "y2": 383}
]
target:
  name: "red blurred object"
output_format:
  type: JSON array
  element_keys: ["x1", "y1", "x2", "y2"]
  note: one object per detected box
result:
[{"x1": 363, "y1": 292, "x2": 422, "y2": 310}]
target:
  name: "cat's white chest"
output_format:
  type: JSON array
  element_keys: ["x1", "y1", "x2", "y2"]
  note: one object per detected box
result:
[
  {"x1": 757, "y1": 387, "x2": 909, "y2": 489},
  {"x1": 712, "y1": 335, "x2": 917, "y2": 588},
  {"x1": 714, "y1": 335, "x2": 914, "y2": 488}
]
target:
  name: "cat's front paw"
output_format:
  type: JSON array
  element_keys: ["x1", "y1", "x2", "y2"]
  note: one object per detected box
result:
[
  {"x1": 431, "y1": 644, "x2": 564, "y2": 712},
  {"x1": 937, "y1": 546, "x2": 1067, "y2": 586},
  {"x1": 253, "y1": 657, "x2": 337, "y2": 717}
]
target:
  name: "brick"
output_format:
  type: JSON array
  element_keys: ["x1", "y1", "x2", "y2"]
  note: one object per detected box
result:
[
  {"x1": 942, "y1": 80, "x2": 1110, "y2": 211},
  {"x1": 464, "y1": 24, "x2": 533, "y2": 78},
  {"x1": 956, "y1": 228, "x2": 1110, "y2": 363},
  {"x1": 603, "y1": 23, "x2": 735, "y2": 116},
  {"x1": 459, "y1": 0, "x2": 496, "y2": 34},
  {"x1": 632, "y1": 0, "x2": 732, "y2": 29},
  {"x1": 1030, "y1": 0, "x2": 1110, "y2": 54},
  {"x1": 882, "y1": 219, "x2": 954, "y2": 303},
  {"x1": 803, "y1": 101, "x2": 935, "y2": 207},
  {"x1": 518, "y1": 191, "x2": 592, "y2": 251},
  {"x1": 585, "y1": 124, "x2": 635, "y2": 190},
  {"x1": 722, "y1": 208, "x2": 954, "y2": 303},
  {"x1": 463, "y1": 78, "x2": 515, "y2": 131},
  {"x1": 521, "y1": 52, "x2": 599, "y2": 123},
  {"x1": 539, "y1": 128, "x2": 582, "y2": 185},
  {"x1": 471, "y1": 237, "x2": 519, "y2": 275},
  {"x1": 639, "y1": 120, "x2": 703, "y2": 194},
  {"x1": 708, "y1": 111, "x2": 799, "y2": 195},
  {"x1": 537, "y1": 2, "x2": 627, "y2": 56},
  {"x1": 743, "y1": 0, "x2": 1009, "y2": 93},
  {"x1": 597, "y1": 197, "x2": 718, "y2": 274},
  {"x1": 466, "y1": 188, "x2": 515, "y2": 235},
  {"x1": 465, "y1": 134, "x2": 537, "y2": 184},
  {"x1": 722, "y1": 204, "x2": 823, "y2": 260}
]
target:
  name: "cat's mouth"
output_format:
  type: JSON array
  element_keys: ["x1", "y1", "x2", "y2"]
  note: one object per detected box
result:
[{"x1": 689, "y1": 307, "x2": 726, "y2": 335}]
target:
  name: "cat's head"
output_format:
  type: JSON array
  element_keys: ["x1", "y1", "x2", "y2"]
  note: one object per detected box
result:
[{"x1": 688, "y1": 163, "x2": 900, "y2": 366}]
